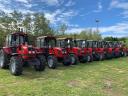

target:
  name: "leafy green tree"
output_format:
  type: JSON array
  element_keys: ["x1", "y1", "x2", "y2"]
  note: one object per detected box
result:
[
  {"x1": 33, "y1": 13, "x2": 53, "y2": 36},
  {"x1": 58, "y1": 24, "x2": 68, "y2": 35}
]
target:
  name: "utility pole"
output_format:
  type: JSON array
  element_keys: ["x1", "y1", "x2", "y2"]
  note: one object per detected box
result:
[{"x1": 95, "y1": 19, "x2": 100, "y2": 32}]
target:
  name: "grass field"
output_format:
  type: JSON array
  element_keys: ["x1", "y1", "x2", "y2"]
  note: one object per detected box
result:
[{"x1": 0, "y1": 57, "x2": 128, "y2": 96}]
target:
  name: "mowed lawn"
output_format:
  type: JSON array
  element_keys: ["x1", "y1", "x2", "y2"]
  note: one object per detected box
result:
[{"x1": 0, "y1": 57, "x2": 128, "y2": 96}]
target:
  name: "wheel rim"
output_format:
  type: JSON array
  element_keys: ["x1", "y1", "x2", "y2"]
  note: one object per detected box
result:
[
  {"x1": 87, "y1": 56, "x2": 91, "y2": 62},
  {"x1": 0, "y1": 52, "x2": 4, "y2": 67},
  {"x1": 48, "y1": 59, "x2": 54, "y2": 67},
  {"x1": 71, "y1": 56, "x2": 75, "y2": 64},
  {"x1": 11, "y1": 59, "x2": 16, "y2": 73},
  {"x1": 100, "y1": 54, "x2": 103, "y2": 60}
]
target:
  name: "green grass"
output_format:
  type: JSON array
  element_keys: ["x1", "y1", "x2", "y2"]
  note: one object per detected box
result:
[{"x1": 0, "y1": 57, "x2": 128, "y2": 96}]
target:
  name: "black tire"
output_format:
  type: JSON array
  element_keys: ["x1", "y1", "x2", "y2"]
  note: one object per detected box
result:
[
  {"x1": 9, "y1": 56, "x2": 23, "y2": 76},
  {"x1": 86, "y1": 55, "x2": 92, "y2": 62},
  {"x1": 34, "y1": 55, "x2": 46, "y2": 71},
  {"x1": 63, "y1": 55, "x2": 71, "y2": 66},
  {"x1": 70, "y1": 54, "x2": 78, "y2": 65},
  {"x1": 124, "y1": 52, "x2": 127, "y2": 57},
  {"x1": 47, "y1": 55, "x2": 57, "y2": 69},
  {"x1": 99, "y1": 54, "x2": 104, "y2": 61},
  {"x1": 0, "y1": 50, "x2": 8, "y2": 69}
]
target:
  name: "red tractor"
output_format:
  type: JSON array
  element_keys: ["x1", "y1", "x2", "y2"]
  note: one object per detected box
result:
[
  {"x1": 74, "y1": 39, "x2": 93, "y2": 62},
  {"x1": 0, "y1": 31, "x2": 45, "y2": 76},
  {"x1": 87, "y1": 40, "x2": 105, "y2": 61},
  {"x1": 104, "y1": 41, "x2": 115, "y2": 59},
  {"x1": 57, "y1": 38, "x2": 87, "y2": 63},
  {"x1": 36, "y1": 36, "x2": 75, "y2": 69},
  {"x1": 111, "y1": 41, "x2": 122, "y2": 58},
  {"x1": 117, "y1": 41, "x2": 127, "y2": 57}
]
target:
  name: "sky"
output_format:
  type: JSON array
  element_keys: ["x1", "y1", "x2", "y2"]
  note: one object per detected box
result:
[{"x1": 0, "y1": 0, "x2": 128, "y2": 37}]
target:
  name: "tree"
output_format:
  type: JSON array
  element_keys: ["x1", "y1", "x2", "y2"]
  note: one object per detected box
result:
[
  {"x1": 58, "y1": 24, "x2": 68, "y2": 35},
  {"x1": 33, "y1": 13, "x2": 54, "y2": 36}
]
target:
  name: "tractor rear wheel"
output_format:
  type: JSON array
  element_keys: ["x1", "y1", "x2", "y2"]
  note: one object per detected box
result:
[
  {"x1": 34, "y1": 55, "x2": 46, "y2": 71},
  {"x1": 47, "y1": 55, "x2": 57, "y2": 69},
  {"x1": 0, "y1": 50, "x2": 8, "y2": 69},
  {"x1": 9, "y1": 56, "x2": 23, "y2": 76}
]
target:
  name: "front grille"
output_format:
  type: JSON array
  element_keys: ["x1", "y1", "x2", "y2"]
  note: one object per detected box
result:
[{"x1": 28, "y1": 47, "x2": 35, "y2": 51}]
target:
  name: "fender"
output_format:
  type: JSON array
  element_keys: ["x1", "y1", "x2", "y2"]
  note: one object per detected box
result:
[{"x1": 2, "y1": 47, "x2": 12, "y2": 54}]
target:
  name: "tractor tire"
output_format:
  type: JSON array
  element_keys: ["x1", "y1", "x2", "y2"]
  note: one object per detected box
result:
[
  {"x1": 80, "y1": 55, "x2": 87, "y2": 63},
  {"x1": 63, "y1": 55, "x2": 71, "y2": 66},
  {"x1": 34, "y1": 55, "x2": 46, "y2": 71},
  {"x1": 99, "y1": 54, "x2": 104, "y2": 61},
  {"x1": 9, "y1": 56, "x2": 23, "y2": 76},
  {"x1": 47, "y1": 55, "x2": 57, "y2": 69},
  {"x1": 70, "y1": 54, "x2": 78, "y2": 65},
  {"x1": 124, "y1": 52, "x2": 127, "y2": 57},
  {"x1": 0, "y1": 50, "x2": 8, "y2": 69},
  {"x1": 86, "y1": 55, "x2": 92, "y2": 62}
]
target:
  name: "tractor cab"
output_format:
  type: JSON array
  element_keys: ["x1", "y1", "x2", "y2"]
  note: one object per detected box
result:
[
  {"x1": 86, "y1": 40, "x2": 104, "y2": 61},
  {"x1": 74, "y1": 39, "x2": 93, "y2": 62},
  {"x1": 57, "y1": 38, "x2": 88, "y2": 63},
  {"x1": 0, "y1": 31, "x2": 45, "y2": 76},
  {"x1": 112, "y1": 41, "x2": 122, "y2": 57},
  {"x1": 36, "y1": 36, "x2": 76, "y2": 68},
  {"x1": 5, "y1": 32, "x2": 28, "y2": 47},
  {"x1": 103, "y1": 41, "x2": 115, "y2": 59}
]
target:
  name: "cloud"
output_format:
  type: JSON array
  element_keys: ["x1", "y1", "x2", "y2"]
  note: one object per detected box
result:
[
  {"x1": 41, "y1": 0, "x2": 60, "y2": 6},
  {"x1": 93, "y1": 1, "x2": 103, "y2": 13},
  {"x1": 15, "y1": 0, "x2": 29, "y2": 4},
  {"x1": 109, "y1": 0, "x2": 128, "y2": 9},
  {"x1": 65, "y1": 0, "x2": 75, "y2": 7},
  {"x1": 66, "y1": 22, "x2": 128, "y2": 37},
  {"x1": 44, "y1": 9, "x2": 78, "y2": 25},
  {"x1": 109, "y1": 0, "x2": 128, "y2": 18}
]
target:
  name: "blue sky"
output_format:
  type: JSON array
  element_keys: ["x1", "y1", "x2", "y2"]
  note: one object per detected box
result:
[{"x1": 0, "y1": 0, "x2": 128, "y2": 37}]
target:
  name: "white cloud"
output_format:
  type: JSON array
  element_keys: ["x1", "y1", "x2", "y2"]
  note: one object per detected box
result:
[
  {"x1": 65, "y1": 0, "x2": 75, "y2": 7},
  {"x1": 66, "y1": 22, "x2": 128, "y2": 37},
  {"x1": 109, "y1": 0, "x2": 128, "y2": 9},
  {"x1": 41, "y1": 0, "x2": 60, "y2": 6},
  {"x1": 15, "y1": 0, "x2": 29, "y2": 4},
  {"x1": 109, "y1": 0, "x2": 128, "y2": 18},
  {"x1": 44, "y1": 9, "x2": 78, "y2": 25},
  {"x1": 93, "y1": 1, "x2": 103, "y2": 13}
]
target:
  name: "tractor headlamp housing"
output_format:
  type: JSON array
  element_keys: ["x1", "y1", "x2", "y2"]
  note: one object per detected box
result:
[{"x1": 62, "y1": 49, "x2": 67, "y2": 54}]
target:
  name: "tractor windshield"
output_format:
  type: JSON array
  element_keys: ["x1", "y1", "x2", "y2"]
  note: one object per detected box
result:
[
  {"x1": 11, "y1": 34, "x2": 28, "y2": 46},
  {"x1": 44, "y1": 37, "x2": 56, "y2": 48},
  {"x1": 57, "y1": 40, "x2": 65, "y2": 47},
  {"x1": 65, "y1": 39, "x2": 74, "y2": 48},
  {"x1": 87, "y1": 41, "x2": 93, "y2": 48},
  {"x1": 74, "y1": 40, "x2": 87, "y2": 48}
]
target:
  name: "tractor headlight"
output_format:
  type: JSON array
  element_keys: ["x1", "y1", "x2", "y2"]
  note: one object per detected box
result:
[
  {"x1": 62, "y1": 49, "x2": 67, "y2": 54},
  {"x1": 29, "y1": 51, "x2": 32, "y2": 54},
  {"x1": 32, "y1": 51, "x2": 35, "y2": 54}
]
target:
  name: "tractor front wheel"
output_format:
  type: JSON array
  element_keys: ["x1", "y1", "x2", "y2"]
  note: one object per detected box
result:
[
  {"x1": 63, "y1": 55, "x2": 71, "y2": 66},
  {"x1": 70, "y1": 54, "x2": 78, "y2": 65},
  {"x1": 99, "y1": 54, "x2": 104, "y2": 61},
  {"x1": 9, "y1": 56, "x2": 23, "y2": 76},
  {"x1": 0, "y1": 50, "x2": 8, "y2": 69},
  {"x1": 34, "y1": 55, "x2": 46, "y2": 71},
  {"x1": 47, "y1": 55, "x2": 57, "y2": 69}
]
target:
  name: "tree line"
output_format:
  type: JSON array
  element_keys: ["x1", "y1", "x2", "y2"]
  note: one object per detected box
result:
[{"x1": 1, "y1": 10, "x2": 126, "y2": 47}]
